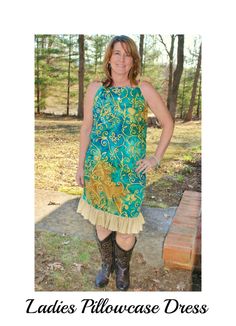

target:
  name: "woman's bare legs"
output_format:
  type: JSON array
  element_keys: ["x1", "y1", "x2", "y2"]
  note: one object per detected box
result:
[
  {"x1": 96, "y1": 226, "x2": 135, "y2": 249},
  {"x1": 116, "y1": 232, "x2": 136, "y2": 250},
  {"x1": 96, "y1": 225, "x2": 112, "y2": 241}
]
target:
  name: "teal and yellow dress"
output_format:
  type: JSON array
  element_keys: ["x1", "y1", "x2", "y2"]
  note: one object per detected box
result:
[{"x1": 77, "y1": 84, "x2": 148, "y2": 234}]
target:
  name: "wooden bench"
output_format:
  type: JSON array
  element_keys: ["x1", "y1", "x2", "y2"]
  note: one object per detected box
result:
[{"x1": 163, "y1": 190, "x2": 201, "y2": 270}]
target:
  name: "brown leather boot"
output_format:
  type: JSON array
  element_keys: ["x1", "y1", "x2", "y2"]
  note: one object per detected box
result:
[
  {"x1": 95, "y1": 231, "x2": 115, "y2": 288},
  {"x1": 114, "y1": 237, "x2": 137, "y2": 291}
]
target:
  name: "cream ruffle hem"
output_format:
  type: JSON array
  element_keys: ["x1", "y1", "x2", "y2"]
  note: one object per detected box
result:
[{"x1": 77, "y1": 196, "x2": 145, "y2": 234}]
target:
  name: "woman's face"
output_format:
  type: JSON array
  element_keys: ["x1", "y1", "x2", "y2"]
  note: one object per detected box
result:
[{"x1": 109, "y1": 42, "x2": 133, "y2": 77}]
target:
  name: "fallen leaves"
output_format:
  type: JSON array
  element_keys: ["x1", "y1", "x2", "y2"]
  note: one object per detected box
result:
[
  {"x1": 48, "y1": 201, "x2": 60, "y2": 206},
  {"x1": 73, "y1": 263, "x2": 83, "y2": 273},
  {"x1": 48, "y1": 262, "x2": 64, "y2": 271}
]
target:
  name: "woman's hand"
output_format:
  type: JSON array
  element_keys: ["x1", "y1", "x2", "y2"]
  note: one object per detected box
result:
[
  {"x1": 76, "y1": 166, "x2": 85, "y2": 188},
  {"x1": 135, "y1": 156, "x2": 160, "y2": 174}
]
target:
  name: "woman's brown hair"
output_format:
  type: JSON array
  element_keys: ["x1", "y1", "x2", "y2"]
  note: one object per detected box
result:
[{"x1": 102, "y1": 35, "x2": 141, "y2": 87}]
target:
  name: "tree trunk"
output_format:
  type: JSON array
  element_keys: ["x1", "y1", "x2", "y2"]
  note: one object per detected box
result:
[
  {"x1": 196, "y1": 72, "x2": 202, "y2": 119},
  {"x1": 169, "y1": 35, "x2": 184, "y2": 120},
  {"x1": 180, "y1": 70, "x2": 187, "y2": 119},
  {"x1": 66, "y1": 35, "x2": 72, "y2": 116},
  {"x1": 40, "y1": 35, "x2": 47, "y2": 111},
  {"x1": 94, "y1": 37, "x2": 98, "y2": 75},
  {"x1": 142, "y1": 37, "x2": 147, "y2": 75},
  {"x1": 139, "y1": 34, "x2": 144, "y2": 75},
  {"x1": 46, "y1": 35, "x2": 55, "y2": 66},
  {"x1": 184, "y1": 43, "x2": 202, "y2": 122},
  {"x1": 78, "y1": 34, "x2": 84, "y2": 119},
  {"x1": 35, "y1": 35, "x2": 40, "y2": 114},
  {"x1": 167, "y1": 35, "x2": 175, "y2": 111}
]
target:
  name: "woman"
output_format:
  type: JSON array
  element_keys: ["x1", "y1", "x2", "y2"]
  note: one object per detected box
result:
[{"x1": 76, "y1": 35, "x2": 174, "y2": 291}]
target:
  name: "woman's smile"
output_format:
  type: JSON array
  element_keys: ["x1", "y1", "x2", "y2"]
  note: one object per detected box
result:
[{"x1": 109, "y1": 42, "x2": 133, "y2": 75}]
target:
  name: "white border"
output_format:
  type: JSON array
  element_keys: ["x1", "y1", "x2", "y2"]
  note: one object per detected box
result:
[{"x1": 1, "y1": 0, "x2": 236, "y2": 324}]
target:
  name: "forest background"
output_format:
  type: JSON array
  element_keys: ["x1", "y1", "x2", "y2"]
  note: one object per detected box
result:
[{"x1": 34, "y1": 34, "x2": 202, "y2": 122}]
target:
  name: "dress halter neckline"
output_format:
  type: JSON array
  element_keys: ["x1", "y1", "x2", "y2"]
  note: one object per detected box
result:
[
  {"x1": 109, "y1": 80, "x2": 141, "y2": 89},
  {"x1": 109, "y1": 85, "x2": 140, "y2": 89}
]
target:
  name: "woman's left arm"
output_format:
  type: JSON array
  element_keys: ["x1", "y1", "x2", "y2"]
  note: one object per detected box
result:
[{"x1": 136, "y1": 81, "x2": 174, "y2": 173}]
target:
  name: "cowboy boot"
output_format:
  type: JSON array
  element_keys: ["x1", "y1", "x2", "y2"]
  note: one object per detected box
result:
[
  {"x1": 95, "y1": 231, "x2": 115, "y2": 288},
  {"x1": 114, "y1": 237, "x2": 137, "y2": 291}
]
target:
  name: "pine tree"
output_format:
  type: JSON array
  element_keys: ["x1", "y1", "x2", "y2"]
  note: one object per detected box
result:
[{"x1": 184, "y1": 43, "x2": 202, "y2": 122}]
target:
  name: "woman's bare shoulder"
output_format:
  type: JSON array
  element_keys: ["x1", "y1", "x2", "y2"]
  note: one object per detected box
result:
[
  {"x1": 139, "y1": 80, "x2": 155, "y2": 91},
  {"x1": 86, "y1": 80, "x2": 103, "y2": 96},
  {"x1": 139, "y1": 80, "x2": 158, "y2": 101}
]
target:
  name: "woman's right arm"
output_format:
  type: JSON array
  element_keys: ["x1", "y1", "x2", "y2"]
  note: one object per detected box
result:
[{"x1": 76, "y1": 81, "x2": 101, "y2": 187}]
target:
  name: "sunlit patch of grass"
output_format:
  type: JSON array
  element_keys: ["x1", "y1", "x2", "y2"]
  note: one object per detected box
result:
[
  {"x1": 142, "y1": 199, "x2": 169, "y2": 208},
  {"x1": 156, "y1": 202, "x2": 169, "y2": 209},
  {"x1": 58, "y1": 186, "x2": 83, "y2": 195},
  {"x1": 183, "y1": 154, "x2": 194, "y2": 162},
  {"x1": 191, "y1": 145, "x2": 201, "y2": 153}
]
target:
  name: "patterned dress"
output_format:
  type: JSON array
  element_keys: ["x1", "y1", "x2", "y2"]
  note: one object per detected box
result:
[{"x1": 77, "y1": 84, "x2": 148, "y2": 234}]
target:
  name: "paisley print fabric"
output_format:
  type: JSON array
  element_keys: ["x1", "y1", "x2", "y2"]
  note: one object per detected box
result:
[{"x1": 79, "y1": 85, "x2": 148, "y2": 222}]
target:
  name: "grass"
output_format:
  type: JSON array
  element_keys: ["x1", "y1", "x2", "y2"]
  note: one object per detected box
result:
[
  {"x1": 35, "y1": 117, "x2": 201, "y2": 207},
  {"x1": 35, "y1": 231, "x2": 99, "y2": 291}
]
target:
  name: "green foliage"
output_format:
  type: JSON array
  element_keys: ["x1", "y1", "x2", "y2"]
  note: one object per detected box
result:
[
  {"x1": 182, "y1": 165, "x2": 194, "y2": 175},
  {"x1": 175, "y1": 174, "x2": 185, "y2": 183},
  {"x1": 35, "y1": 35, "x2": 79, "y2": 114},
  {"x1": 191, "y1": 145, "x2": 201, "y2": 153},
  {"x1": 183, "y1": 153, "x2": 194, "y2": 162}
]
